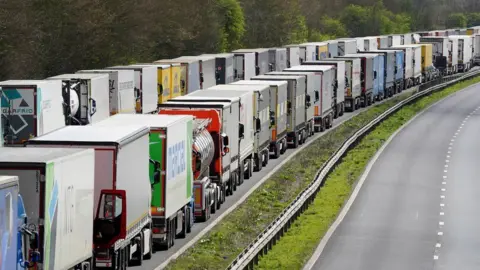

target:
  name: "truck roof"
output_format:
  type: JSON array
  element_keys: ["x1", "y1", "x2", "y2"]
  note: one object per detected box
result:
[
  {"x1": 95, "y1": 114, "x2": 192, "y2": 129},
  {"x1": 343, "y1": 53, "x2": 376, "y2": 59},
  {"x1": 106, "y1": 65, "x2": 152, "y2": 71},
  {"x1": 231, "y1": 80, "x2": 288, "y2": 87},
  {"x1": 267, "y1": 47, "x2": 286, "y2": 51},
  {"x1": 253, "y1": 75, "x2": 303, "y2": 80},
  {"x1": 300, "y1": 42, "x2": 327, "y2": 46},
  {"x1": 0, "y1": 80, "x2": 52, "y2": 86},
  {"x1": 182, "y1": 90, "x2": 244, "y2": 101},
  {"x1": 159, "y1": 100, "x2": 232, "y2": 108},
  {"x1": 200, "y1": 53, "x2": 234, "y2": 59},
  {"x1": 369, "y1": 49, "x2": 399, "y2": 53},
  {"x1": 131, "y1": 63, "x2": 174, "y2": 69},
  {"x1": 29, "y1": 125, "x2": 149, "y2": 145},
  {"x1": 0, "y1": 175, "x2": 18, "y2": 187},
  {"x1": 233, "y1": 48, "x2": 269, "y2": 53},
  {"x1": 283, "y1": 44, "x2": 300, "y2": 48},
  {"x1": 155, "y1": 58, "x2": 198, "y2": 64},
  {"x1": 0, "y1": 147, "x2": 90, "y2": 163},
  {"x1": 176, "y1": 55, "x2": 216, "y2": 62},
  {"x1": 286, "y1": 65, "x2": 335, "y2": 71},
  {"x1": 48, "y1": 73, "x2": 107, "y2": 80},
  {"x1": 305, "y1": 60, "x2": 344, "y2": 65},
  {"x1": 208, "y1": 84, "x2": 270, "y2": 92},
  {"x1": 390, "y1": 44, "x2": 421, "y2": 48}
]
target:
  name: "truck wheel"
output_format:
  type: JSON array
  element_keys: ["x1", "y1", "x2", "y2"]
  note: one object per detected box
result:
[
  {"x1": 273, "y1": 143, "x2": 280, "y2": 158},
  {"x1": 178, "y1": 208, "x2": 188, "y2": 238},
  {"x1": 217, "y1": 187, "x2": 222, "y2": 210},
  {"x1": 130, "y1": 236, "x2": 144, "y2": 266},
  {"x1": 211, "y1": 190, "x2": 217, "y2": 214},
  {"x1": 254, "y1": 155, "x2": 262, "y2": 172},
  {"x1": 244, "y1": 160, "x2": 251, "y2": 179},
  {"x1": 239, "y1": 166, "x2": 245, "y2": 185},
  {"x1": 144, "y1": 231, "x2": 153, "y2": 260},
  {"x1": 293, "y1": 132, "x2": 299, "y2": 148},
  {"x1": 171, "y1": 219, "x2": 176, "y2": 247},
  {"x1": 232, "y1": 175, "x2": 237, "y2": 192}
]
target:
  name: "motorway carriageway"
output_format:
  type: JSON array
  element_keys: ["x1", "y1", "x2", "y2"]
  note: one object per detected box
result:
[
  {"x1": 135, "y1": 86, "x2": 421, "y2": 270},
  {"x1": 308, "y1": 82, "x2": 480, "y2": 270}
]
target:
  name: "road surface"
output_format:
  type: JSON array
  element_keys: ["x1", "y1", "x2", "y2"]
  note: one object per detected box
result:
[
  {"x1": 135, "y1": 87, "x2": 420, "y2": 270},
  {"x1": 311, "y1": 83, "x2": 480, "y2": 270}
]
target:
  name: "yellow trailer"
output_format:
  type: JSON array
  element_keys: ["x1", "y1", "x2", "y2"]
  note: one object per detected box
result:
[
  {"x1": 420, "y1": 43, "x2": 433, "y2": 72},
  {"x1": 467, "y1": 29, "x2": 474, "y2": 36},
  {"x1": 154, "y1": 59, "x2": 191, "y2": 96},
  {"x1": 317, "y1": 43, "x2": 329, "y2": 60},
  {"x1": 170, "y1": 63, "x2": 182, "y2": 99}
]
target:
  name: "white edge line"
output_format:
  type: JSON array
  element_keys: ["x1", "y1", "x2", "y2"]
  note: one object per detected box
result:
[{"x1": 302, "y1": 81, "x2": 480, "y2": 270}]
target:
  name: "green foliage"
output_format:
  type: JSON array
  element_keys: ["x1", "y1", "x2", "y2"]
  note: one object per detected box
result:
[
  {"x1": 255, "y1": 76, "x2": 480, "y2": 270},
  {"x1": 216, "y1": 0, "x2": 246, "y2": 52},
  {"x1": 466, "y1": 13, "x2": 480, "y2": 27},
  {"x1": 446, "y1": 13, "x2": 468, "y2": 28},
  {"x1": 319, "y1": 16, "x2": 348, "y2": 39}
]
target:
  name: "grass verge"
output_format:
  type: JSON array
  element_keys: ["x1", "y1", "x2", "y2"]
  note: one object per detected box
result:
[
  {"x1": 165, "y1": 78, "x2": 472, "y2": 270},
  {"x1": 254, "y1": 76, "x2": 480, "y2": 270}
]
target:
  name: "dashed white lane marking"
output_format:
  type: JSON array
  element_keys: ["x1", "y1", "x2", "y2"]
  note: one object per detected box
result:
[
  {"x1": 442, "y1": 182, "x2": 446, "y2": 185},
  {"x1": 441, "y1": 195, "x2": 446, "y2": 199},
  {"x1": 440, "y1": 204, "x2": 445, "y2": 207},
  {"x1": 440, "y1": 212, "x2": 445, "y2": 216},
  {"x1": 436, "y1": 243, "x2": 442, "y2": 248},
  {"x1": 439, "y1": 221, "x2": 445, "y2": 226},
  {"x1": 434, "y1": 255, "x2": 439, "y2": 260},
  {"x1": 441, "y1": 188, "x2": 446, "y2": 192},
  {"x1": 444, "y1": 170, "x2": 448, "y2": 173},
  {"x1": 438, "y1": 232, "x2": 444, "y2": 236}
]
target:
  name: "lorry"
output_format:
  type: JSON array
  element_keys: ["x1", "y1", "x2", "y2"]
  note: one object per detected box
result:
[
  {"x1": 388, "y1": 35, "x2": 402, "y2": 47},
  {"x1": 377, "y1": 36, "x2": 389, "y2": 49},
  {"x1": 94, "y1": 114, "x2": 212, "y2": 249},
  {"x1": 200, "y1": 53, "x2": 235, "y2": 85},
  {"x1": 0, "y1": 80, "x2": 65, "y2": 146},
  {"x1": 474, "y1": 34, "x2": 480, "y2": 65},
  {"x1": 335, "y1": 54, "x2": 374, "y2": 107},
  {"x1": 158, "y1": 100, "x2": 239, "y2": 199},
  {"x1": 420, "y1": 37, "x2": 457, "y2": 75},
  {"x1": 154, "y1": 58, "x2": 201, "y2": 95},
  {"x1": 268, "y1": 48, "x2": 287, "y2": 72},
  {"x1": 418, "y1": 43, "x2": 436, "y2": 82},
  {"x1": 209, "y1": 84, "x2": 272, "y2": 170},
  {"x1": 76, "y1": 69, "x2": 136, "y2": 115},
  {"x1": 363, "y1": 37, "x2": 378, "y2": 51},
  {"x1": 284, "y1": 45, "x2": 301, "y2": 68},
  {"x1": 174, "y1": 56, "x2": 217, "y2": 89},
  {"x1": 282, "y1": 66, "x2": 336, "y2": 131},
  {"x1": 0, "y1": 175, "x2": 39, "y2": 270},
  {"x1": 267, "y1": 71, "x2": 316, "y2": 135},
  {"x1": 251, "y1": 75, "x2": 308, "y2": 147},
  {"x1": 230, "y1": 80, "x2": 288, "y2": 158},
  {"x1": 0, "y1": 147, "x2": 96, "y2": 270},
  {"x1": 391, "y1": 45, "x2": 422, "y2": 85},
  {"x1": 27, "y1": 125, "x2": 154, "y2": 268},
  {"x1": 313, "y1": 42, "x2": 330, "y2": 60},
  {"x1": 105, "y1": 65, "x2": 158, "y2": 114},
  {"x1": 382, "y1": 46, "x2": 415, "y2": 88},
  {"x1": 401, "y1": 34, "x2": 412, "y2": 45},
  {"x1": 326, "y1": 40, "x2": 339, "y2": 57},
  {"x1": 337, "y1": 39, "x2": 358, "y2": 56},
  {"x1": 233, "y1": 52, "x2": 256, "y2": 81},
  {"x1": 448, "y1": 35, "x2": 473, "y2": 72},
  {"x1": 355, "y1": 38, "x2": 366, "y2": 52},
  {"x1": 130, "y1": 63, "x2": 179, "y2": 103},
  {"x1": 356, "y1": 53, "x2": 385, "y2": 100},
  {"x1": 299, "y1": 43, "x2": 317, "y2": 62},
  {"x1": 360, "y1": 50, "x2": 396, "y2": 97},
  {"x1": 301, "y1": 60, "x2": 348, "y2": 117},
  {"x1": 47, "y1": 73, "x2": 110, "y2": 125},
  {"x1": 233, "y1": 49, "x2": 270, "y2": 76}
]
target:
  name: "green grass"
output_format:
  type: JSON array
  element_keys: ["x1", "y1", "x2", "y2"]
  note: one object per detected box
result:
[
  {"x1": 254, "y1": 76, "x2": 480, "y2": 270},
  {"x1": 165, "y1": 77, "x2": 478, "y2": 270}
]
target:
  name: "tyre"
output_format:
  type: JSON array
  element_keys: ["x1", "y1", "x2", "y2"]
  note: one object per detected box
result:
[{"x1": 144, "y1": 230, "x2": 153, "y2": 260}]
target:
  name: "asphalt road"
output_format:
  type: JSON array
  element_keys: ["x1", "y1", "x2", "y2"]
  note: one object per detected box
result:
[
  {"x1": 135, "y1": 87, "x2": 420, "y2": 270},
  {"x1": 311, "y1": 83, "x2": 480, "y2": 270}
]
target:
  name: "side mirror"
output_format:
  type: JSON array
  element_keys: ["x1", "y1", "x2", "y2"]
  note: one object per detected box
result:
[
  {"x1": 215, "y1": 71, "x2": 220, "y2": 81},
  {"x1": 287, "y1": 60, "x2": 291, "y2": 68},
  {"x1": 259, "y1": 93, "x2": 264, "y2": 102},
  {"x1": 221, "y1": 133, "x2": 229, "y2": 146},
  {"x1": 270, "y1": 111, "x2": 275, "y2": 126},
  {"x1": 200, "y1": 72, "x2": 204, "y2": 84},
  {"x1": 315, "y1": 91, "x2": 320, "y2": 102},
  {"x1": 222, "y1": 147, "x2": 230, "y2": 156},
  {"x1": 255, "y1": 66, "x2": 260, "y2": 75},
  {"x1": 159, "y1": 84, "x2": 164, "y2": 94},
  {"x1": 256, "y1": 118, "x2": 261, "y2": 131},
  {"x1": 374, "y1": 71, "x2": 377, "y2": 79},
  {"x1": 269, "y1": 63, "x2": 274, "y2": 72},
  {"x1": 306, "y1": 94, "x2": 311, "y2": 102},
  {"x1": 150, "y1": 159, "x2": 161, "y2": 186},
  {"x1": 234, "y1": 69, "x2": 238, "y2": 78},
  {"x1": 287, "y1": 101, "x2": 292, "y2": 111},
  {"x1": 238, "y1": 124, "x2": 245, "y2": 139}
]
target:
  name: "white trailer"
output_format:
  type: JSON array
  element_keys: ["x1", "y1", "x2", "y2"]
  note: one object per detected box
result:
[
  {"x1": 233, "y1": 52, "x2": 256, "y2": 81},
  {"x1": 27, "y1": 125, "x2": 153, "y2": 268},
  {"x1": 106, "y1": 65, "x2": 158, "y2": 114},
  {"x1": 299, "y1": 44, "x2": 317, "y2": 62},
  {"x1": 337, "y1": 39, "x2": 357, "y2": 56},
  {"x1": 401, "y1": 34, "x2": 412, "y2": 45},
  {"x1": 390, "y1": 45, "x2": 414, "y2": 84},
  {"x1": 474, "y1": 34, "x2": 480, "y2": 64},
  {"x1": 363, "y1": 37, "x2": 378, "y2": 51},
  {"x1": 449, "y1": 35, "x2": 473, "y2": 72},
  {"x1": 76, "y1": 69, "x2": 136, "y2": 115},
  {"x1": 0, "y1": 147, "x2": 96, "y2": 270},
  {"x1": 420, "y1": 37, "x2": 456, "y2": 74},
  {"x1": 355, "y1": 38, "x2": 366, "y2": 51},
  {"x1": 0, "y1": 80, "x2": 65, "y2": 146},
  {"x1": 208, "y1": 84, "x2": 272, "y2": 170},
  {"x1": 327, "y1": 40, "x2": 339, "y2": 57},
  {"x1": 47, "y1": 73, "x2": 110, "y2": 125},
  {"x1": 393, "y1": 45, "x2": 422, "y2": 84},
  {"x1": 175, "y1": 56, "x2": 217, "y2": 89},
  {"x1": 268, "y1": 48, "x2": 288, "y2": 72},
  {"x1": 378, "y1": 36, "x2": 389, "y2": 48},
  {"x1": 284, "y1": 45, "x2": 301, "y2": 68},
  {"x1": 389, "y1": 35, "x2": 402, "y2": 47},
  {"x1": 94, "y1": 114, "x2": 197, "y2": 249},
  {"x1": 230, "y1": 80, "x2": 289, "y2": 158}
]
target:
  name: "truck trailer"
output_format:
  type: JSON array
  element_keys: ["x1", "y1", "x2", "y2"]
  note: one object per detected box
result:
[
  {"x1": 420, "y1": 37, "x2": 457, "y2": 75},
  {"x1": 299, "y1": 44, "x2": 317, "y2": 62},
  {"x1": 94, "y1": 114, "x2": 206, "y2": 249},
  {"x1": 175, "y1": 56, "x2": 217, "y2": 89},
  {"x1": 284, "y1": 45, "x2": 301, "y2": 68},
  {"x1": 47, "y1": 73, "x2": 110, "y2": 125},
  {"x1": 233, "y1": 49, "x2": 270, "y2": 76},
  {"x1": 27, "y1": 125, "x2": 153, "y2": 268},
  {"x1": 130, "y1": 63, "x2": 178, "y2": 103},
  {"x1": 418, "y1": 44, "x2": 436, "y2": 82},
  {"x1": 158, "y1": 100, "x2": 238, "y2": 199},
  {"x1": 106, "y1": 65, "x2": 158, "y2": 114},
  {"x1": 360, "y1": 50, "x2": 396, "y2": 97},
  {"x1": 230, "y1": 80, "x2": 289, "y2": 158},
  {"x1": 0, "y1": 147, "x2": 96, "y2": 270},
  {"x1": 335, "y1": 55, "x2": 374, "y2": 107},
  {"x1": 388, "y1": 35, "x2": 402, "y2": 47},
  {"x1": 448, "y1": 35, "x2": 473, "y2": 72},
  {"x1": 301, "y1": 60, "x2": 348, "y2": 117},
  {"x1": 268, "y1": 48, "x2": 288, "y2": 72},
  {"x1": 377, "y1": 36, "x2": 389, "y2": 49},
  {"x1": 363, "y1": 37, "x2": 379, "y2": 51},
  {"x1": 76, "y1": 69, "x2": 136, "y2": 115},
  {"x1": 0, "y1": 80, "x2": 65, "y2": 146},
  {"x1": 154, "y1": 58, "x2": 201, "y2": 95},
  {"x1": 251, "y1": 75, "x2": 308, "y2": 148},
  {"x1": 356, "y1": 53, "x2": 385, "y2": 100},
  {"x1": 200, "y1": 53, "x2": 235, "y2": 85},
  {"x1": 391, "y1": 45, "x2": 422, "y2": 85},
  {"x1": 233, "y1": 52, "x2": 256, "y2": 81},
  {"x1": 337, "y1": 39, "x2": 357, "y2": 56},
  {"x1": 209, "y1": 84, "x2": 272, "y2": 170},
  {"x1": 326, "y1": 40, "x2": 339, "y2": 57}
]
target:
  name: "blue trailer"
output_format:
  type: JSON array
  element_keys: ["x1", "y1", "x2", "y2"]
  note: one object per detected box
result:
[
  {"x1": 357, "y1": 52, "x2": 388, "y2": 100},
  {"x1": 363, "y1": 50, "x2": 396, "y2": 97},
  {"x1": 0, "y1": 175, "x2": 39, "y2": 270},
  {"x1": 380, "y1": 48, "x2": 406, "y2": 92}
]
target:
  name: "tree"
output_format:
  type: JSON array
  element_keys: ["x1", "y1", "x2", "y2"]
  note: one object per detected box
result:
[{"x1": 446, "y1": 13, "x2": 468, "y2": 28}]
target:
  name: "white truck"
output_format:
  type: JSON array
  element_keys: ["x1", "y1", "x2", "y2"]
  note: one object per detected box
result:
[
  {"x1": 268, "y1": 48, "x2": 288, "y2": 72},
  {"x1": 233, "y1": 52, "x2": 256, "y2": 80},
  {"x1": 392, "y1": 45, "x2": 422, "y2": 85},
  {"x1": 363, "y1": 37, "x2": 378, "y2": 51},
  {"x1": 420, "y1": 37, "x2": 458, "y2": 75},
  {"x1": 327, "y1": 40, "x2": 339, "y2": 57},
  {"x1": 76, "y1": 69, "x2": 136, "y2": 115},
  {"x1": 27, "y1": 125, "x2": 153, "y2": 268},
  {"x1": 0, "y1": 80, "x2": 65, "y2": 146},
  {"x1": 284, "y1": 45, "x2": 301, "y2": 68},
  {"x1": 233, "y1": 49, "x2": 270, "y2": 76},
  {"x1": 449, "y1": 35, "x2": 473, "y2": 72},
  {"x1": 388, "y1": 46, "x2": 415, "y2": 87},
  {"x1": 231, "y1": 80, "x2": 289, "y2": 158},
  {"x1": 252, "y1": 75, "x2": 308, "y2": 148},
  {"x1": 175, "y1": 56, "x2": 217, "y2": 89},
  {"x1": 47, "y1": 73, "x2": 110, "y2": 125},
  {"x1": 337, "y1": 38, "x2": 358, "y2": 56},
  {"x1": 94, "y1": 114, "x2": 200, "y2": 250},
  {"x1": 299, "y1": 43, "x2": 317, "y2": 62},
  {"x1": 0, "y1": 147, "x2": 96, "y2": 270},
  {"x1": 106, "y1": 65, "x2": 158, "y2": 114},
  {"x1": 208, "y1": 84, "x2": 272, "y2": 170},
  {"x1": 474, "y1": 34, "x2": 480, "y2": 65},
  {"x1": 389, "y1": 35, "x2": 402, "y2": 47}
]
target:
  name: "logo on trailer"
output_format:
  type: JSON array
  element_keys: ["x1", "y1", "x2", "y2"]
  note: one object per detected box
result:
[{"x1": 167, "y1": 140, "x2": 186, "y2": 180}]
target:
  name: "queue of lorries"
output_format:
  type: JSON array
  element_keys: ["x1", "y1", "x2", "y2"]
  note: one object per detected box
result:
[{"x1": 0, "y1": 25, "x2": 479, "y2": 270}]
